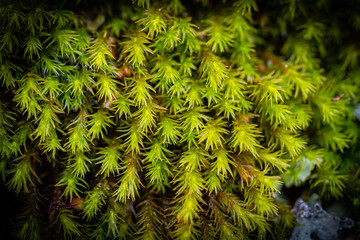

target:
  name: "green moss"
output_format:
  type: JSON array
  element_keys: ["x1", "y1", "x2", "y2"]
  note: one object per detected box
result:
[{"x1": 0, "y1": 0, "x2": 359, "y2": 239}]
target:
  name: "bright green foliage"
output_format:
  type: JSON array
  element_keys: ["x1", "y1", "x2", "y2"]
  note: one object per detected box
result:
[
  {"x1": 122, "y1": 34, "x2": 153, "y2": 68},
  {"x1": 1, "y1": 0, "x2": 360, "y2": 239},
  {"x1": 229, "y1": 121, "x2": 262, "y2": 156},
  {"x1": 69, "y1": 152, "x2": 91, "y2": 178},
  {"x1": 64, "y1": 111, "x2": 90, "y2": 154},
  {"x1": 88, "y1": 37, "x2": 114, "y2": 70},
  {"x1": 199, "y1": 52, "x2": 228, "y2": 90},
  {"x1": 137, "y1": 10, "x2": 167, "y2": 39},
  {"x1": 87, "y1": 110, "x2": 114, "y2": 140},
  {"x1": 96, "y1": 146, "x2": 122, "y2": 177},
  {"x1": 144, "y1": 141, "x2": 172, "y2": 192},
  {"x1": 113, "y1": 155, "x2": 142, "y2": 202},
  {"x1": 205, "y1": 19, "x2": 233, "y2": 53},
  {"x1": 198, "y1": 118, "x2": 228, "y2": 150},
  {"x1": 55, "y1": 169, "x2": 88, "y2": 201},
  {"x1": 83, "y1": 184, "x2": 108, "y2": 220}
]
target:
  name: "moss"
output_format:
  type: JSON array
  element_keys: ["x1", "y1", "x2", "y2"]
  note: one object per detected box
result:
[{"x1": 0, "y1": 0, "x2": 359, "y2": 239}]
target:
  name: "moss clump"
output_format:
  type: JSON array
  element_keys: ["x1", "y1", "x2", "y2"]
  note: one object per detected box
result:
[{"x1": 0, "y1": 0, "x2": 359, "y2": 239}]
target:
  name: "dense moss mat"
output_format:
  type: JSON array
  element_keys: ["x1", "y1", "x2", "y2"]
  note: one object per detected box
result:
[{"x1": 0, "y1": 0, "x2": 359, "y2": 239}]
